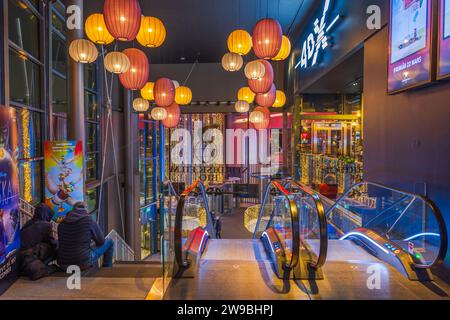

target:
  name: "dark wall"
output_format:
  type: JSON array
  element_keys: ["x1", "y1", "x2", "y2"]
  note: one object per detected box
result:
[{"x1": 364, "y1": 27, "x2": 450, "y2": 273}]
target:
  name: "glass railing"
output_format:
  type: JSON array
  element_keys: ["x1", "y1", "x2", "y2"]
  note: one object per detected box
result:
[{"x1": 327, "y1": 181, "x2": 447, "y2": 269}]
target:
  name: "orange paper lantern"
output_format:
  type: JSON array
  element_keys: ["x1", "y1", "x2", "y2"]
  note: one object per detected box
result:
[
  {"x1": 251, "y1": 106, "x2": 270, "y2": 130},
  {"x1": 162, "y1": 102, "x2": 181, "y2": 128},
  {"x1": 104, "y1": 0, "x2": 141, "y2": 41},
  {"x1": 248, "y1": 60, "x2": 273, "y2": 93},
  {"x1": 255, "y1": 84, "x2": 276, "y2": 107},
  {"x1": 119, "y1": 48, "x2": 149, "y2": 90},
  {"x1": 154, "y1": 77, "x2": 175, "y2": 107},
  {"x1": 252, "y1": 18, "x2": 283, "y2": 59}
]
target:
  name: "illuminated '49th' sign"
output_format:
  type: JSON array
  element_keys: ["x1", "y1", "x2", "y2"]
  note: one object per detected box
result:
[{"x1": 295, "y1": 0, "x2": 341, "y2": 69}]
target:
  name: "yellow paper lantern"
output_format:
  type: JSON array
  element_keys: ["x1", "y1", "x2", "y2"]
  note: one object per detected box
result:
[
  {"x1": 133, "y1": 98, "x2": 149, "y2": 112},
  {"x1": 237, "y1": 87, "x2": 255, "y2": 104},
  {"x1": 273, "y1": 90, "x2": 286, "y2": 107},
  {"x1": 85, "y1": 13, "x2": 115, "y2": 45},
  {"x1": 227, "y1": 29, "x2": 252, "y2": 55},
  {"x1": 175, "y1": 86, "x2": 193, "y2": 105},
  {"x1": 244, "y1": 60, "x2": 265, "y2": 80},
  {"x1": 151, "y1": 107, "x2": 168, "y2": 121},
  {"x1": 222, "y1": 52, "x2": 243, "y2": 72},
  {"x1": 272, "y1": 36, "x2": 291, "y2": 61},
  {"x1": 141, "y1": 82, "x2": 155, "y2": 100},
  {"x1": 136, "y1": 16, "x2": 166, "y2": 48},
  {"x1": 69, "y1": 39, "x2": 98, "y2": 63},
  {"x1": 104, "y1": 51, "x2": 130, "y2": 74},
  {"x1": 235, "y1": 101, "x2": 250, "y2": 113}
]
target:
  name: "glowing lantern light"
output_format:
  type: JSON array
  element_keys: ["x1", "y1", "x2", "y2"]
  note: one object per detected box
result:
[
  {"x1": 272, "y1": 36, "x2": 291, "y2": 61},
  {"x1": 154, "y1": 77, "x2": 175, "y2": 107},
  {"x1": 235, "y1": 101, "x2": 250, "y2": 113},
  {"x1": 85, "y1": 13, "x2": 115, "y2": 45},
  {"x1": 227, "y1": 29, "x2": 252, "y2": 55},
  {"x1": 136, "y1": 16, "x2": 166, "y2": 48},
  {"x1": 251, "y1": 106, "x2": 270, "y2": 130},
  {"x1": 151, "y1": 107, "x2": 167, "y2": 121},
  {"x1": 104, "y1": 0, "x2": 142, "y2": 41},
  {"x1": 175, "y1": 86, "x2": 193, "y2": 105},
  {"x1": 140, "y1": 82, "x2": 154, "y2": 100},
  {"x1": 69, "y1": 39, "x2": 98, "y2": 63},
  {"x1": 273, "y1": 90, "x2": 286, "y2": 108},
  {"x1": 172, "y1": 80, "x2": 180, "y2": 89},
  {"x1": 248, "y1": 60, "x2": 273, "y2": 93},
  {"x1": 119, "y1": 48, "x2": 149, "y2": 90},
  {"x1": 104, "y1": 51, "x2": 130, "y2": 74},
  {"x1": 255, "y1": 84, "x2": 276, "y2": 107},
  {"x1": 222, "y1": 52, "x2": 243, "y2": 72},
  {"x1": 133, "y1": 98, "x2": 149, "y2": 112},
  {"x1": 162, "y1": 102, "x2": 181, "y2": 128},
  {"x1": 237, "y1": 87, "x2": 255, "y2": 104},
  {"x1": 244, "y1": 60, "x2": 266, "y2": 80},
  {"x1": 252, "y1": 18, "x2": 283, "y2": 59},
  {"x1": 249, "y1": 110, "x2": 264, "y2": 124}
]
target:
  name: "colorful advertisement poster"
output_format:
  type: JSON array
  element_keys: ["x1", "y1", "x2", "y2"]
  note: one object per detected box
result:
[
  {"x1": 0, "y1": 106, "x2": 20, "y2": 295},
  {"x1": 388, "y1": 0, "x2": 433, "y2": 93},
  {"x1": 438, "y1": 0, "x2": 450, "y2": 78},
  {"x1": 44, "y1": 141, "x2": 84, "y2": 222}
]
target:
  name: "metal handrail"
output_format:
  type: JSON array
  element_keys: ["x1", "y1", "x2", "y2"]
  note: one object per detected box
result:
[
  {"x1": 252, "y1": 180, "x2": 300, "y2": 271},
  {"x1": 326, "y1": 181, "x2": 448, "y2": 269},
  {"x1": 284, "y1": 180, "x2": 328, "y2": 270},
  {"x1": 174, "y1": 180, "x2": 215, "y2": 269}
]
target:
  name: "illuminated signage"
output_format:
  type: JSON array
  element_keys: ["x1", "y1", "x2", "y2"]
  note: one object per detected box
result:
[
  {"x1": 438, "y1": 0, "x2": 450, "y2": 79},
  {"x1": 295, "y1": 0, "x2": 342, "y2": 69}
]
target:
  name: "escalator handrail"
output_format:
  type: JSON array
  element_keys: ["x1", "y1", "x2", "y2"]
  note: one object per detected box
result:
[
  {"x1": 284, "y1": 180, "x2": 328, "y2": 270},
  {"x1": 174, "y1": 180, "x2": 215, "y2": 269},
  {"x1": 252, "y1": 180, "x2": 300, "y2": 270},
  {"x1": 326, "y1": 180, "x2": 448, "y2": 269}
]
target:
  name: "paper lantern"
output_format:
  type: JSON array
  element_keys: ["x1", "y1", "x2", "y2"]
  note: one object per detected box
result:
[
  {"x1": 175, "y1": 86, "x2": 193, "y2": 105},
  {"x1": 248, "y1": 60, "x2": 273, "y2": 93},
  {"x1": 172, "y1": 80, "x2": 180, "y2": 89},
  {"x1": 249, "y1": 110, "x2": 264, "y2": 124},
  {"x1": 237, "y1": 87, "x2": 255, "y2": 104},
  {"x1": 104, "y1": 0, "x2": 141, "y2": 41},
  {"x1": 227, "y1": 29, "x2": 252, "y2": 55},
  {"x1": 255, "y1": 84, "x2": 276, "y2": 107},
  {"x1": 244, "y1": 60, "x2": 266, "y2": 80},
  {"x1": 151, "y1": 107, "x2": 167, "y2": 121},
  {"x1": 136, "y1": 16, "x2": 166, "y2": 48},
  {"x1": 69, "y1": 39, "x2": 98, "y2": 63},
  {"x1": 119, "y1": 48, "x2": 149, "y2": 90},
  {"x1": 272, "y1": 36, "x2": 291, "y2": 61},
  {"x1": 252, "y1": 18, "x2": 283, "y2": 59},
  {"x1": 140, "y1": 82, "x2": 154, "y2": 100},
  {"x1": 222, "y1": 52, "x2": 243, "y2": 72},
  {"x1": 235, "y1": 101, "x2": 250, "y2": 113},
  {"x1": 251, "y1": 106, "x2": 270, "y2": 130},
  {"x1": 85, "y1": 13, "x2": 115, "y2": 45},
  {"x1": 104, "y1": 51, "x2": 130, "y2": 74},
  {"x1": 162, "y1": 102, "x2": 181, "y2": 128},
  {"x1": 133, "y1": 98, "x2": 149, "y2": 112},
  {"x1": 154, "y1": 77, "x2": 175, "y2": 107},
  {"x1": 273, "y1": 90, "x2": 286, "y2": 108}
]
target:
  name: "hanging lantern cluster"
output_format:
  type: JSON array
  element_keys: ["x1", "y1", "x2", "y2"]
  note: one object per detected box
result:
[
  {"x1": 175, "y1": 86, "x2": 193, "y2": 105},
  {"x1": 119, "y1": 48, "x2": 149, "y2": 90},
  {"x1": 222, "y1": 52, "x2": 243, "y2": 72}
]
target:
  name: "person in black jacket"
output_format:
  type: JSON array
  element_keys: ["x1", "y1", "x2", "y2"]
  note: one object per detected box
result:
[
  {"x1": 57, "y1": 202, "x2": 114, "y2": 271},
  {"x1": 19, "y1": 203, "x2": 58, "y2": 280}
]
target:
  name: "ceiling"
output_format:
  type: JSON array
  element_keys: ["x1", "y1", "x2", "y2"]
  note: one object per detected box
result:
[{"x1": 84, "y1": 0, "x2": 316, "y2": 64}]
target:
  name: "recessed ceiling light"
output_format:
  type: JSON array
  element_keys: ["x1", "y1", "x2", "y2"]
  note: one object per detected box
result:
[{"x1": 180, "y1": 57, "x2": 186, "y2": 61}]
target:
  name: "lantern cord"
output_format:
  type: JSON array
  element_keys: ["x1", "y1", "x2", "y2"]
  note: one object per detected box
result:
[
  {"x1": 287, "y1": 0, "x2": 305, "y2": 37},
  {"x1": 182, "y1": 53, "x2": 200, "y2": 86}
]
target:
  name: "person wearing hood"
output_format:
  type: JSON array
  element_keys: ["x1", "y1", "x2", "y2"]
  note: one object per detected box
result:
[
  {"x1": 57, "y1": 202, "x2": 114, "y2": 270},
  {"x1": 19, "y1": 203, "x2": 58, "y2": 280}
]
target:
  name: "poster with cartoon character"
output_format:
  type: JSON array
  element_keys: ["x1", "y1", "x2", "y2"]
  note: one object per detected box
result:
[
  {"x1": 0, "y1": 106, "x2": 20, "y2": 295},
  {"x1": 44, "y1": 141, "x2": 84, "y2": 222}
]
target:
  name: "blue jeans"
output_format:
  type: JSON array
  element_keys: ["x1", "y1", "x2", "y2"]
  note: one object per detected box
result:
[{"x1": 91, "y1": 238, "x2": 114, "y2": 267}]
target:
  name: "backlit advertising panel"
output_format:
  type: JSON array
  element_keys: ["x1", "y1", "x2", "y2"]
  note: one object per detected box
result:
[{"x1": 438, "y1": 0, "x2": 450, "y2": 78}]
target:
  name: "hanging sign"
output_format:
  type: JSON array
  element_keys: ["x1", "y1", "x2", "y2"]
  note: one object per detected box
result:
[
  {"x1": 438, "y1": 0, "x2": 450, "y2": 79},
  {"x1": 44, "y1": 141, "x2": 84, "y2": 222}
]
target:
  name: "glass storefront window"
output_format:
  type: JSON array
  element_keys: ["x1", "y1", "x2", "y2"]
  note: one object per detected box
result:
[
  {"x1": 85, "y1": 63, "x2": 97, "y2": 92},
  {"x1": 85, "y1": 91, "x2": 99, "y2": 122},
  {"x1": 85, "y1": 122, "x2": 98, "y2": 153},
  {"x1": 86, "y1": 153, "x2": 98, "y2": 182},
  {"x1": 51, "y1": 33, "x2": 67, "y2": 75},
  {"x1": 53, "y1": 115, "x2": 67, "y2": 140},
  {"x1": 19, "y1": 160, "x2": 42, "y2": 205},
  {"x1": 17, "y1": 108, "x2": 42, "y2": 159},
  {"x1": 86, "y1": 188, "x2": 98, "y2": 214},
  {"x1": 51, "y1": 10, "x2": 65, "y2": 35},
  {"x1": 52, "y1": 74, "x2": 67, "y2": 114}
]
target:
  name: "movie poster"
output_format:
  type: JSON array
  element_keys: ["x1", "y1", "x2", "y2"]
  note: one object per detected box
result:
[
  {"x1": 388, "y1": 0, "x2": 433, "y2": 93},
  {"x1": 438, "y1": 0, "x2": 450, "y2": 78},
  {"x1": 0, "y1": 106, "x2": 20, "y2": 295},
  {"x1": 44, "y1": 141, "x2": 84, "y2": 222}
]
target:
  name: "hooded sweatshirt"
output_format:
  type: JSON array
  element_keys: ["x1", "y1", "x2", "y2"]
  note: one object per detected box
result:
[{"x1": 21, "y1": 204, "x2": 55, "y2": 250}]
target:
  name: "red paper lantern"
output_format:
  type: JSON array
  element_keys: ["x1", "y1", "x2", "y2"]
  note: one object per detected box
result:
[
  {"x1": 252, "y1": 18, "x2": 283, "y2": 59},
  {"x1": 119, "y1": 48, "x2": 149, "y2": 90},
  {"x1": 255, "y1": 84, "x2": 276, "y2": 107},
  {"x1": 154, "y1": 77, "x2": 175, "y2": 107},
  {"x1": 104, "y1": 0, "x2": 142, "y2": 41},
  {"x1": 252, "y1": 106, "x2": 270, "y2": 130},
  {"x1": 162, "y1": 102, "x2": 181, "y2": 128},
  {"x1": 248, "y1": 60, "x2": 273, "y2": 94}
]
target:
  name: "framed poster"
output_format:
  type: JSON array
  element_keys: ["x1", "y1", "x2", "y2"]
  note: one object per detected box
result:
[
  {"x1": 388, "y1": 0, "x2": 434, "y2": 94},
  {"x1": 438, "y1": 0, "x2": 450, "y2": 78},
  {"x1": 44, "y1": 141, "x2": 84, "y2": 222}
]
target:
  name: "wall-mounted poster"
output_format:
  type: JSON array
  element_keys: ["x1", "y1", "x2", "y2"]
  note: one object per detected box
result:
[
  {"x1": 438, "y1": 0, "x2": 450, "y2": 78},
  {"x1": 388, "y1": 0, "x2": 433, "y2": 93},
  {"x1": 44, "y1": 141, "x2": 84, "y2": 222},
  {"x1": 0, "y1": 106, "x2": 20, "y2": 295}
]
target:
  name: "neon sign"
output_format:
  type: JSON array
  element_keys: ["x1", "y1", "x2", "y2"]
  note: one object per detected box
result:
[{"x1": 295, "y1": 0, "x2": 341, "y2": 69}]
